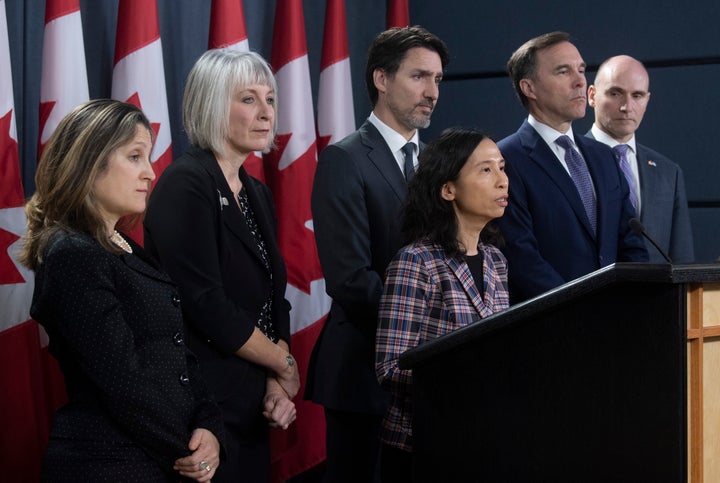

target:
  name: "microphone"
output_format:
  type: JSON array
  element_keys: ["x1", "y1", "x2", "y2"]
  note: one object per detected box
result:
[{"x1": 629, "y1": 218, "x2": 672, "y2": 263}]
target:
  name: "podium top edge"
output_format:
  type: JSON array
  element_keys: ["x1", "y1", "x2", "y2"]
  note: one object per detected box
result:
[{"x1": 398, "y1": 262, "x2": 720, "y2": 369}]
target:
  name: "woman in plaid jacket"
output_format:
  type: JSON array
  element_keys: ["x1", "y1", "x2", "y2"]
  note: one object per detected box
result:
[{"x1": 375, "y1": 127, "x2": 511, "y2": 480}]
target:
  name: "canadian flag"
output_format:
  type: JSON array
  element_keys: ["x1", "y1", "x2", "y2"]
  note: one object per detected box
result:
[
  {"x1": 387, "y1": 0, "x2": 410, "y2": 27},
  {"x1": 316, "y1": 0, "x2": 355, "y2": 153},
  {"x1": 0, "y1": 1, "x2": 52, "y2": 479},
  {"x1": 38, "y1": 0, "x2": 89, "y2": 157},
  {"x1": 1, "y1": 1, "x2": 89, "y2": 478},
  {"x1": 208, "y1": 0, "x2": 265, "y2": 182},
  {"x1": 112, "y1": 0, "x2": 172, "y2": 244},
  {"x1": 265, "y1": 0, "x2": 331, "y2": 479}
]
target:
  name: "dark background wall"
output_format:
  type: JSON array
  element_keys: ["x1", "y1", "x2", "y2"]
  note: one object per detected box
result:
[{"x1": 7, "y1": 0, "x2": 720, "y2": 262}]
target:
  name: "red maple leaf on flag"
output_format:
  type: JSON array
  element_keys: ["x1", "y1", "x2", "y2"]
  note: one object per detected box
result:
[
  {"x1": 126, "y1": 92, "x2": 161, "y2": 140},
  {"x1": 0, "y1": 228, "x2": 23, "y2": 284},
  {"x1": 264, "y1": 133, "x2": 324, "y2": 294},
  {"x1": 316, "y1": 133, "x2": 332, "y2": 155},
  {"x1": 0, "y1": 110, "x2": 23, "y2": 208},
  {"x1": 0, "y1": 110, "x2": 25, "y2": 285},
  {"x1": 37, "y1": 101, "x2": 56, "y2": 157}
]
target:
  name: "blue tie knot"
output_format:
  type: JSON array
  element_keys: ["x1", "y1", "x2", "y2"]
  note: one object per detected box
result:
[
  {"x1": 613, "y1": 144, "x2": 630, "y2": 159},
  {"x1": 555, "y1": 135, "x2": 573, "y2": 150}
]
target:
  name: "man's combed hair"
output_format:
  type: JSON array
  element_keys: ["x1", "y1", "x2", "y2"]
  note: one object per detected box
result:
[
  {"x1": 402, "y1": 127, "x2": 501, "y2": 258},
  {"x1": 365, "y1": 25, "x2": 450, "y2": 107},
  {"x1": 19, "y1": 99, "x2": 153, "y2": 270},
  {"x1": 507, "y1": 31, "x2": 570, "y2": 108}
]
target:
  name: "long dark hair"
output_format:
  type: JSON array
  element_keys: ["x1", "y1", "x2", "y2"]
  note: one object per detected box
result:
[{"x1": 402, "y1": 127, "x2": 502, "y2": 258}]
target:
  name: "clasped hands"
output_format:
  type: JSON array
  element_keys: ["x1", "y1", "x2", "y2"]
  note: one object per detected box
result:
[{"x1": 263, "y1": 363, "x2": 299, "y2": 430}]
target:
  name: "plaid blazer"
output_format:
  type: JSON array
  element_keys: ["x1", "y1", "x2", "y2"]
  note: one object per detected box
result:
[{"x1": 375, "y1": 240, "x2": 509, "y2": 451}]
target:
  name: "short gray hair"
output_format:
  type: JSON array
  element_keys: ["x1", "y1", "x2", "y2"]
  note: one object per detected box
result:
[{"x1": 183, "y1": 49, "x2": 278, "y2": 155}]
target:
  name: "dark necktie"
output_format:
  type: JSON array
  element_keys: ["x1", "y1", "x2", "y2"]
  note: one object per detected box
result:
[
  {"x1": 612, "y1": 143, "x2": 638, "y2": 213},
  {"x1": 555, "y1": 135, "x2": 597, "y2": 233},
  {"x1": 402, "y1": 142, "x2": 415, "y2": 183}
]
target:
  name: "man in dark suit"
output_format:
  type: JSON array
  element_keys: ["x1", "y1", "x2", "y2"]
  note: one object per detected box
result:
[
  {"x1": 587, "y1": 55, "x2": 694, "y2": 263},
  {"x1": 496, "y1": 31, "x2": 648, "y2": 303},
  {"x1": 305, "y1": 26, "x2": 449, "y2": 482}
]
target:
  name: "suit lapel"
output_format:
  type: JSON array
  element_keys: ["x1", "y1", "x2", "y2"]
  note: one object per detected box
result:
[
  {"x1": 635, "y1": 145, "x2": 656, "y2": 221},
  {"x1": 519, "y1": 122, "x2": 595, "y2": 237},
  {"x1": 359, "y1": 121, "x2": 407, "y2": 202},
  {"x1": 196, "y1": 150, "x2": 266, "y2": 266},
  {"x1": 444, "y1": 256, "x2": 486, "y2": 316},
  {"x1": 121, "y1": 237, "x2": 175, "y2": 285}
]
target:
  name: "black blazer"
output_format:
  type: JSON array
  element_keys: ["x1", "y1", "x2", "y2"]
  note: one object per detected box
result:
[
  {"x1": 305, "y1": 120, "x2": 412, "y2": 415},
  {"x1": 144, "y1": 146, "x2": 291, "y2": 435},
  {"x1": 31, "y1": 231, "x2": 223, "y2": 481}
]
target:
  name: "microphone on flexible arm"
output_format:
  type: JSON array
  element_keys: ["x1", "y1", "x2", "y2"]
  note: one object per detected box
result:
[{"x1": 628, "y1": 218, "x2": 672, "y2": 263}]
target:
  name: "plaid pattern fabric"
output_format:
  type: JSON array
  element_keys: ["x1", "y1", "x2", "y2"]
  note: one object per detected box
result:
[{"x1": 376, "y1": 240, "x2": 509, "y2": 451}]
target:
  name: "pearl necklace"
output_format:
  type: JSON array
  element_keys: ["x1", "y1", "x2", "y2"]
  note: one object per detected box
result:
[{"x1": 110, "y1": 230, "x2": 133, "y2": 254}]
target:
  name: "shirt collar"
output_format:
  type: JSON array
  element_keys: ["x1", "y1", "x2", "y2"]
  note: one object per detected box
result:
[
  {"x1": 528, "y1": 114, "x2": 577, "y2": 149},
  {"x1": 591, "y1": 124, "x2": 637, "y2": 153},
  {"x1": 368, "y1": 112, "x2": 419, "y2": 154}
]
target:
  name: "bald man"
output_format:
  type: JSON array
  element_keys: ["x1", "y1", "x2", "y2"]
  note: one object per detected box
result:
[{"x1": 587, "y1": 55, "x2": 694, "y2": 263}]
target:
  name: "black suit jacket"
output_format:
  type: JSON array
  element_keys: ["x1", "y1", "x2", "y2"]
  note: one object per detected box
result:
[
  {"x1": 144, "y1": 146, "x2": 291, "y2": 436},
  {"x1": 305, "y1": 120, "x2": 412, "y2": 415},
  {"x1": 31, "y1": 231, "x2": 223, "y2": 480}
]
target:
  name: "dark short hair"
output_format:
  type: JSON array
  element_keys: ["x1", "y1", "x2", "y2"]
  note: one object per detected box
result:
[
  {"x1": 402, "y1": 127, "x2": 501, "y2": 257},
  {"x1": 507, "y1": 31, "x2": 570, "y2": 108},
  {"x1": 365, "y1": 25, "x2": 450, "y2": 106}
]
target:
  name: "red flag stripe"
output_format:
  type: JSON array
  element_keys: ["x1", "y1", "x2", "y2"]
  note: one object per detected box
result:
[
  {"x1": 113, "y1": 0, "x2": 161, "y2": 65},
  {"x1": 387, "y1": 0, "x2": 410, "y2": 28},
  {"x1": 44, "y1": 0, "x2": 79, "y2": 23},
  {"x1": 317, "y1": 0, "x2": 355, "y2": 152},
  {"x1": 320, "y1": 0, "x2": 350, "y2": 70},
  {"x1": 209, "y1": 0, "x2": 248, "y2": 48},
  {"x1": 270, "y1": 0, "x2": 308, "y2": 68}
]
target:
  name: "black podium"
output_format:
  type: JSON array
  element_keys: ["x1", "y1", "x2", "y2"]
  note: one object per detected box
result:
[{"x1": 399, "y1": 263, "x2": 720, "y2": 482}]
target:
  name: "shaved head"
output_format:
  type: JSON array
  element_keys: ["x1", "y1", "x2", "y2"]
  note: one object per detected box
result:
[{"x1": 588, "y1": 55, "x2": 651, "y2": 142}]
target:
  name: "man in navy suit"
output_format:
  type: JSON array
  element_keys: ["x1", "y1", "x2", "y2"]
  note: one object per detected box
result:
[
  {"x1": 496, "y1": 32, "x2": 648, "y2": 303},
  {"x1": 305, "y1": 26, "x2": 449, "y2": 482},
  {"x1": 587, "y1": 55, "x2": 694, "y2": 263}
]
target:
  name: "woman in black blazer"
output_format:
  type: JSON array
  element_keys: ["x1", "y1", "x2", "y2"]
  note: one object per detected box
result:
[
  {"x1": 20, "y1": 99, "x2": 223, "y2": 482},
  {"x1": 144, "y1": 50, "x2": 298, "y2": 482}
]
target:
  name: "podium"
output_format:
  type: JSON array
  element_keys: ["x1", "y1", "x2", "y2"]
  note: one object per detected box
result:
[{"x1": 399, "y1": 263, "x2": 720, "y2": 482}]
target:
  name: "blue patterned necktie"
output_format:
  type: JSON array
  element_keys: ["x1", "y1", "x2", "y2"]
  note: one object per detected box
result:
[
  {"x1": 612, "y1": 144, "x2": 638, "y2": 213},
  {"x1": 402, "y1": 142, "x2": 415, "y2": 182},
  {"x1": 555, "y1": 135, "x2": 597, "y2": 233}
]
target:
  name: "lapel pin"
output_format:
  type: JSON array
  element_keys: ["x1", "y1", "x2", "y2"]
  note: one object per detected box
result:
[
  {"x1": 648, "y1": 160, "x2": 657, "y2": 167},
  {"x1": 217, "y1": 189, "x2": 229, "y2": 210}
]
